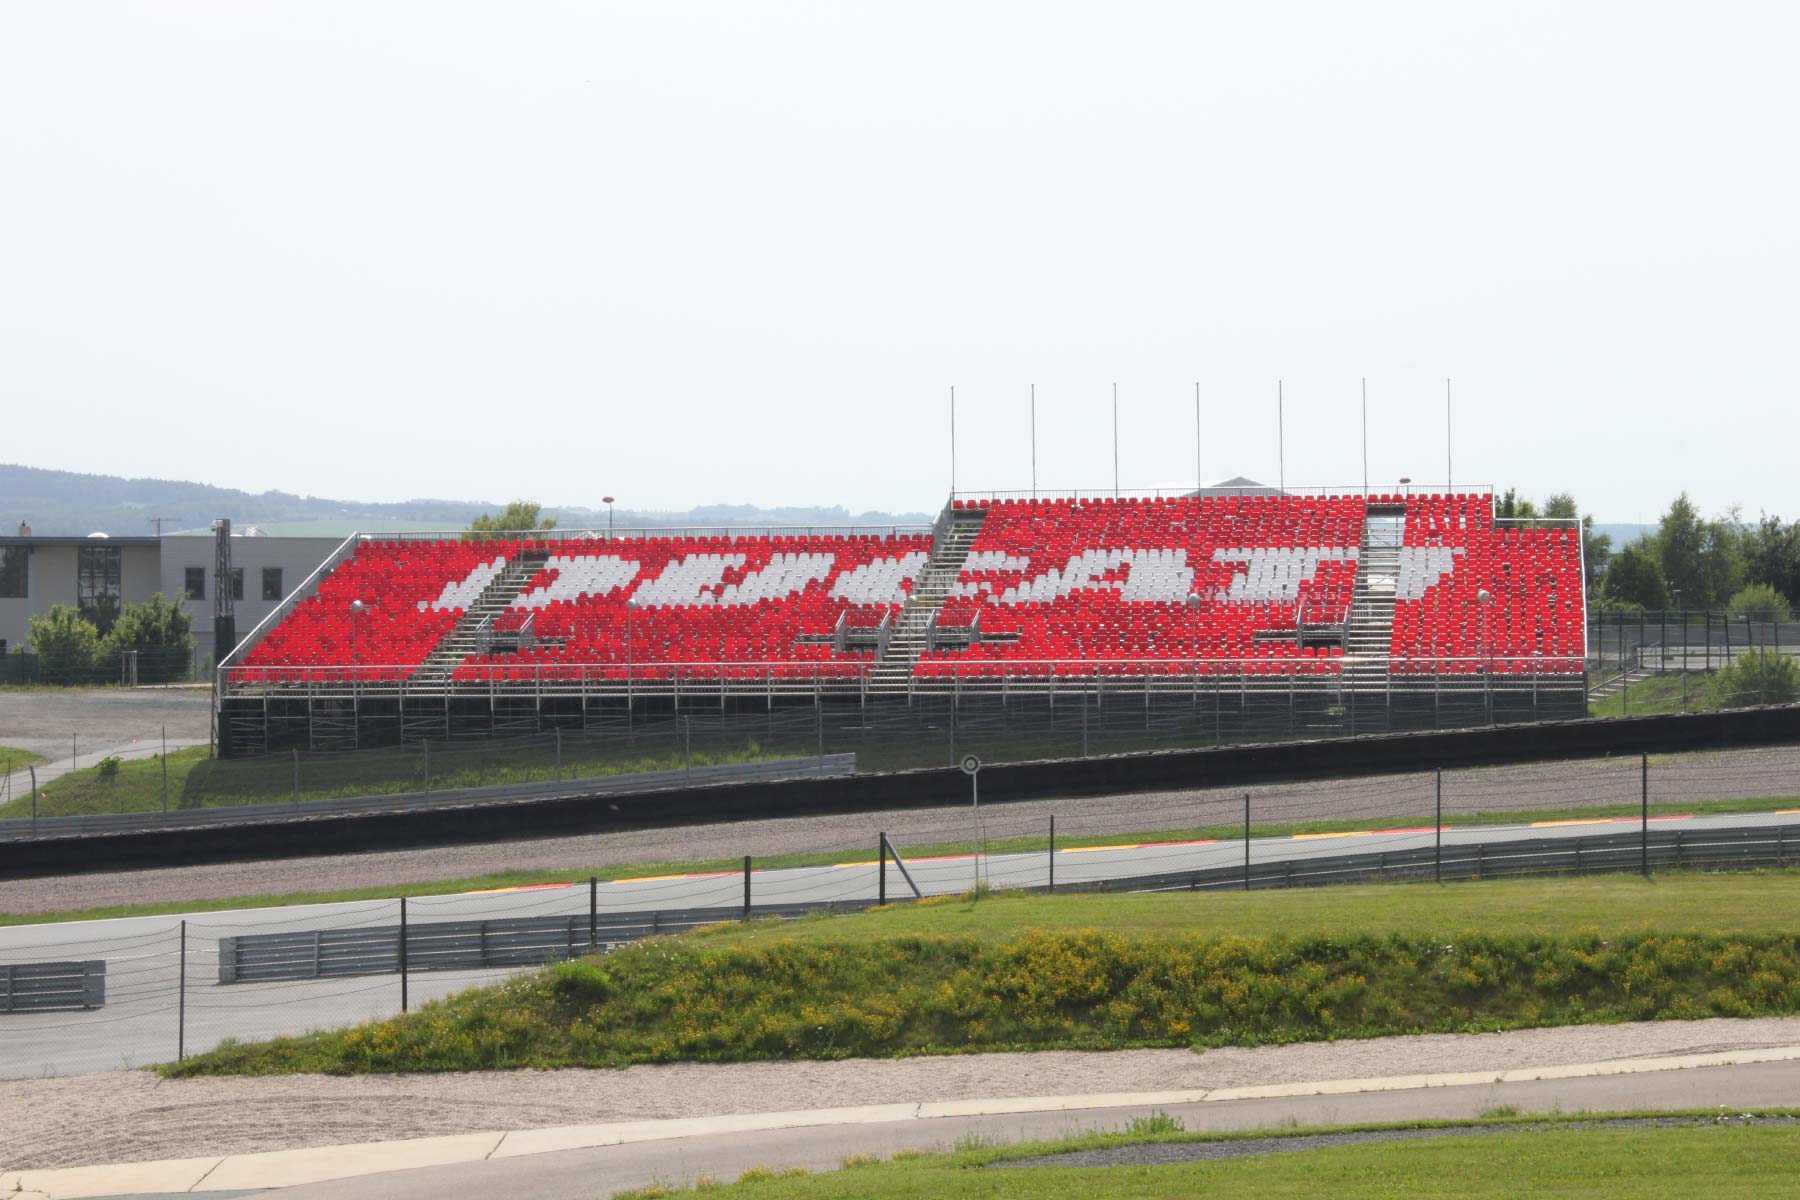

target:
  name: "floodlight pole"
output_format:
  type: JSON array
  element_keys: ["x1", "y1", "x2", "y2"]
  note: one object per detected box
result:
[
  {"x1": 1030, "y1": 384, "x2": 1037, "y2": 499},
  {"x1": 1194, "y1": 382, "x2": 1202, "y2": 494},
  {"x1": 1277, "y1": 380, "x2": 1285, "y2": 493},
  {"x1": 1112, "y1": 382, "x2": 1119, "y2": 498}
]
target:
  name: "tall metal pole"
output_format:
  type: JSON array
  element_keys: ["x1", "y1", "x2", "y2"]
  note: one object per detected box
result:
[
  {"x1": 1641, "y1": 753, "x2": 1649, "y2": 877},
  {"x1": 1112, "y1": 382, "x2": 1120, "y2": 498},
  {"x1": 1445, "y1": 378, "x2": 1453, "y2": 493},
  {"x1": 178, "y1": 919, "x2": 187, "y2": 1062},
  {"x1": 1361, "y1": 378, "x2": 1368, "y2": 497},
  {"x1": 1277, "y1": 381, "x2": 1285, "y2": 493},
  {"x1": 1048, "y1": 813, "x2": 1056, "y2": 893},
  {"x1": 1243, "y1": 792, "x2": 1252, "y2": 891},
  {"x1": 589, "y1": 875, "x2": 598, "y2": 952},
  {"x1": 1194, "y1": 382, "x2": 1202, "y2": 493},
  {"x1": 1030, "y1": 384, "x2": 1037, "y2": 499},
  {"x1": 743, "y1": 855, "x2": 752, "y2": 920},
  {"x1": 950, "y1": 385, "x2": 957, "y2": 495},
  {"x1": 878, "y1": 834, "x2": 887, "y2": 906},
  {"x1": 1435, "y1": 767, "x2": 1443, "y2": 883},
  {"x1": 399, "y1": 896, "x2": 409, "y2": 1013}
]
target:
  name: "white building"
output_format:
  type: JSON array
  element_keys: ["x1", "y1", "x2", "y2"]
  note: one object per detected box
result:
[{"x1": 0, "y1": 525, "x2": 340, "y2": 663}]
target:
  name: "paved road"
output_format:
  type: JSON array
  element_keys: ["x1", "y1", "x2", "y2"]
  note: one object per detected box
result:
[
  {"x1": 262, "y1": 1059, "x2": 1800, "y2": 1200},
  {"x1": 2, "y1": 809, "x2": 1795, "y2": 1080}
]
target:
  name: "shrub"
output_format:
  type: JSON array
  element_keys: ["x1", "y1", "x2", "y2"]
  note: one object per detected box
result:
[
  {"x1": 95, "y1": 756, "x2": 122, "y2": 779},
  {"x1": 1708, "y1": 651, "x2": 1800, "y2": 708},
  {"x1": 103, "y1": 593, "x2": 195, "y2": 683},
  {"x1": 27, "y1": 605, "x2": 102, "y2": 683},
  {"x1": 1726, "y1": 583, "x2": 1792, "y2": 622}
]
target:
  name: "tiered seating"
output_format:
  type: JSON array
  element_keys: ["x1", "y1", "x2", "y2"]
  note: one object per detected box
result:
[
  {"x1": 234, "y1": 540, "x2": 516, "y2": 682},
  {"x1": 918, "y1": 496, "x2": 1365, "y2": 679},
  {"x1": 455, "y1": 534, "x2": 932, "y2": 681},
  {"x1": 1389, "y1": 494, "x2": 1584, "y2": 673}
]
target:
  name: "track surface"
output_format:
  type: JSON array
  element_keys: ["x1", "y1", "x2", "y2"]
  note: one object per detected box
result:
[
  {"x1": 2, "y1": 809, "x2": 1796, "y2": 1080},
  {"x1": 242, "y1": 1061, "x2": 1800, "y2": 1200},
  {"x1": 5, "y1": 742, "x2": 1800, "y2": 915}
]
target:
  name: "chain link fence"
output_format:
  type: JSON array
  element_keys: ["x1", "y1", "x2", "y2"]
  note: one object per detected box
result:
[{"x1": 4, "y1": 744, "x2": 1797, "y2": 1079}]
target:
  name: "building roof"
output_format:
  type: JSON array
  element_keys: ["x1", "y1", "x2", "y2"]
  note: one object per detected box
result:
[{"x1": 0, "y1": 534, "x2": 159, "y2": 547}]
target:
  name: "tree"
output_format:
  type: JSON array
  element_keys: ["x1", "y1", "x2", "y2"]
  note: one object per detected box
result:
[
  {"x1": 1601, "y1": 541, "x2": 1669, "y2": 609},
  {"x1": 27, "y1": 604, "x2": 102, "y2": 683},
  {"x1": 1724, "y1": 583, "x2": 1791, "y2": 622},
  {"x1": 1708, "y1": 650, "x2": 1800, "y2": 708},
  {"x1": 103, "y1": 593, "x2": 195, "y2": 683},
  {"x1": 1655, "y1": 493, "x2": 1706, "y2": 607},
  {"x1": 1544, "y1": 492, "x2": 1611, "y2": 595},
  {"x1": 465, "y1": 501, "x2": 558, "y2": 541},
  {"x1": 1497, "y1": 488, "x2": 1540, "y2": 522},
  {"x1": 1742, "y1": 514, "x2": 1800, "y2": 603}
]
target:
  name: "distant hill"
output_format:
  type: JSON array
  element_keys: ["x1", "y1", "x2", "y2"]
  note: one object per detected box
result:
[{"x1": 0, "y1": 464, "x2": 935, "y2": 537}]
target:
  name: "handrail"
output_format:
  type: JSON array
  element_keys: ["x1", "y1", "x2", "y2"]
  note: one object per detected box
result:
[
  {"x1": 215, "y1": 529, "x2": 361, "y2": 675},
  {"x1": 379, "y1": 524, "x2": 935, "y2": 542},
  {"x1": 952, "y1": 483, "x2": 1496, "y2": 502}
]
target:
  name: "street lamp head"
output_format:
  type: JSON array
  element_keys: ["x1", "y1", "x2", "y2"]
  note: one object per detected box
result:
[
  {"x1": 350, "y1": 599, "x2": 366, "y2": 613},
  {"x1": 1399, "y1": 476, "x2": 1411, "y2": 485},
  {"x1": 1476, "y1": 588, "x2": 1493, "y2": 604},
  {"x1": 603, "y1": 496, "x2": 615, "y2": 505}
]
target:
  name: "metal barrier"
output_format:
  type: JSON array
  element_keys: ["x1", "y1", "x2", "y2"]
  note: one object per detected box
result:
[
  {"x1": 219, "y1": 902, "x2": 876, "y2": 984},
  {"x1": 1, "y1": 961, "x2": 105, "y2": 1012}
]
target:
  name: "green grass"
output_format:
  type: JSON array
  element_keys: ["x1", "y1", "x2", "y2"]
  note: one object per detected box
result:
[
  {"x1": 609, "y1": 1117, "x2": 1800, "y2": 1199},
  {"x1": 1589, "y1": 673, "x2": 1706, "y2": 718},
  {"x1": 0, "y1": 745, "x2": 45, "y2": 773},
  {"x1": 0, "y1": 736, "x2": 793, "y2": 820},
  {"x1": 162, "y1": 872, "x2": 1800, "y2": 1076}
]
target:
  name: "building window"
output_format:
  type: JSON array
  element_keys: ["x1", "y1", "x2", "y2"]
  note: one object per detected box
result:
[
  {"x1": 185, "y1": 567, "x2": 206, "y2": 601},
  {"x1": 262, "y1": 567, "x2": 284, "y2": 602},
  {"x1": 0, "y1": 546, "x2": 26, "y2": 599},
  {"x1": 230, "y1": 567, "x2": 244, "y2": 602},
  {"x1": 78, "y1": 545, "x2": 122, "y2": 634}
]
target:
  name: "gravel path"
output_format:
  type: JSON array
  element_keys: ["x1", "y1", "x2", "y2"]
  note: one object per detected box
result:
[
  {"x1": 2, "y1": 1017, "x2": 1795, "y2": 1171},
  {"x1": 0, "y1": 686, "x2": 211, "y2": 762},
  {"x1": 3, "y1": 742, "x2": 1798, "y2": 915}
]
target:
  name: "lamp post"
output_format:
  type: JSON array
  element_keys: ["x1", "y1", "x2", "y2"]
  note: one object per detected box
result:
[
  {"x1": 603, "y1": 496, "x2": 615, "y2": 540},
  {"x1": 349, "y1": 599, "x2": 366, "y2": 686},
  {"x1": 1399, "y1": 476, "x2": 1412, "y2": 500}
]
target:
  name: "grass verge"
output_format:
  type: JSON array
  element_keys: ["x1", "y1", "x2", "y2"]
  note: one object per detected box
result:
[
  {"x1": 162, "y1": 872, "x2": 1800, "y2": 1076},
  {"x1": 609, "y1": 1113, "x2": 1800, "y2": 1199},
  {"x1": 0, "y1": 745, "x2": 46, "y2": 774},
  {"x1": 1589, "y1": 673, "x2": 1706, "y2": 718}
]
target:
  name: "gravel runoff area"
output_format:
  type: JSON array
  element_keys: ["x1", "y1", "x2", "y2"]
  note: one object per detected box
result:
[
  {"x1": 1002, "y1": 1115, "x2": 1800, "y2": 1168},
  {"x1": 0, "y1": 685, "x2": 212, "y2": 761},
  {"x1": 4, "y1": 741, "x2": 1800, "y2": 915},
  {"x1": 2, "y1": 1017, "x2": 1796, "y2": 1171}
]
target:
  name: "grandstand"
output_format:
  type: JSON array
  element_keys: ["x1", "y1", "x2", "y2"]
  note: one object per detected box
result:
[{"x1": 214, "y1": 487, "x2": 1587, "y2": 754}]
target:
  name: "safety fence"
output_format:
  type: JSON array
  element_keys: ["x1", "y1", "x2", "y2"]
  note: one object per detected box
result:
[{"x1": 4, "y1": 741, "x2": 1798, "y2": 1079}]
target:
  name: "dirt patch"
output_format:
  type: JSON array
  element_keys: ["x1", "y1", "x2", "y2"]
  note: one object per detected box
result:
[
  {"x1": 0, "y1": 687, "x2": 212, "y2": 760},
  {"x1": 1, "y1": 1016, "x2": 1795, "y2": 1171}
]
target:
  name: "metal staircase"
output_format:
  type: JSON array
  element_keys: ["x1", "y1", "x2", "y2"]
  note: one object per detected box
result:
[
  {"x1": 414, "y1": 549, "x2": 551, "y2": 684},
  {"x1": 866, "y1": 508, "x2": 987, "y2": 693},
  {"x1": 1342, "y1": 511, "x2": 1404, "y2": 694}
]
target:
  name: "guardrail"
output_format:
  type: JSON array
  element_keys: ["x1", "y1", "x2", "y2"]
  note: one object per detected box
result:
[
  {"x1": 0, "y1": 754, "x2": 857, "y2": 843},
  {"x1": 1, "y1": 961, "x2": 105, "y2": 1012},
  {"x1": 210, "y1": 823, "x2": 1795, "y2": 986},
  {"x1": 1065, "y1": 824, "x2": 1796, "y2": 894},
  {"x1": 219, "y1": 902, "x2": 876, "y2": 984}
]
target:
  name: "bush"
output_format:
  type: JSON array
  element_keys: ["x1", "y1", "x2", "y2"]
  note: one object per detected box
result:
[
  {"x1": 27, "y1": 605, "x2": 102, "y2": 683},
  {"x1": 95, "y1": 756, "x2": 122, "y2": 779},
  {"x1": 103, "y1": 593, "x2": 195, "y2": 683},
  {"x1": 1726, "y1": 583, "x2": 1792, "y2": 623},
  {"x1": 1709, "y1": 651, "x2": 1800, "y2": 708}
]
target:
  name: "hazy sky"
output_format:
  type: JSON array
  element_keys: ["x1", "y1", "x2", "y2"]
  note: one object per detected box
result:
[{"x1": 3, "y1": 2, "x2": 1796, "y2": 523}]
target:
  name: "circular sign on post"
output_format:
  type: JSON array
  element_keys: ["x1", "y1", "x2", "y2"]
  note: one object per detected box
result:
[{"x1": 960, "y1": 754, "x2": 982, "y2": 776}]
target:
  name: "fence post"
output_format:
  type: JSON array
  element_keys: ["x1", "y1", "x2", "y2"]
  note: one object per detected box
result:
[
  {"x1": 878, "y1": 834, "x2": 886, "y2": 906},
  {"x1": 556, "y1": 729, "x2": 563, "y2": 783},
  {"x1": 177, "y1": 919, "x2": 187, "y2": 1062},
  {"x1": 30, "y1": 765, "x2": 37, "y2": 834},
  {"x1": 1435, "y1": 767, "x2": 1443, "y2": 884},
  {"x1": 291, "y1": 748, "x2": 299, "y2": 804},
  {"x1": 1048, "y1": 814, "x2": 1056, "y2": 894},
  {"x1": 1243, "y1": 792, "x2": 1251, "y2": 892},
  {"x1": 685, "y1": 716, "x2": 693, "y2": 777},
  {"x1": 399, "y1": 897, "x2": 409, "y2": 1013},
  {"x1": 742, "y1": 855, "x2": 752, "y2": 920},
  {"x1": 1641, "y1": 752, "x2": 1650, "y2": 878},
  {"x1": 423, "y1": 739, "x2": 431, "y2": 793},
  {"x1": 589, "y1": 875, "x2": 598, "y2": 953},
  {"x1": 161, "y1": 725, "x2": 169, "y2": 813}
]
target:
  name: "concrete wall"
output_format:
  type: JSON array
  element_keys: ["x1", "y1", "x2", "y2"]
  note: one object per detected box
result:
[{"x1": 0, "y1": 542, "x2": 157, "y2": 653}]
